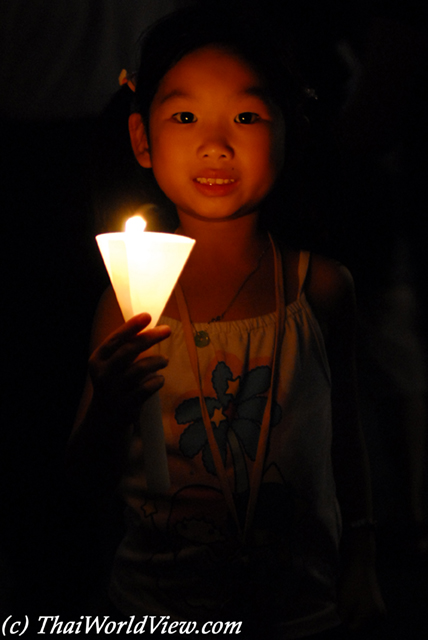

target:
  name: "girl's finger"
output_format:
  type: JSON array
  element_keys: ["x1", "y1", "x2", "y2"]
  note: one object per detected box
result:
[
  {"x1": 104, "y1": 325, "x2": 171, "y2": 374},
  {"x1": 126, "y1": 374, "x2": 166, "y2": 410},
  {"x1": 123, "y1": 355, "x2": 169, "y2": 384},
  {"x1": 97, "y1": 317, "x2": 171, "y2": 363},
  {"x1": 97, "y1": 313, "x2": 152, "y2": 359}
]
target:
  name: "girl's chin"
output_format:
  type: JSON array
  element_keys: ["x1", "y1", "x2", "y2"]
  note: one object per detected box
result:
[{"x1": 176, "y1": 206, "x2": 259, "y2": 223}]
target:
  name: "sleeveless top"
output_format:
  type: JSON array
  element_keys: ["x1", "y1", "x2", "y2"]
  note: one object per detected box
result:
[{"x1": 109, "y1": 247, "x2": 342, "y2": 638}]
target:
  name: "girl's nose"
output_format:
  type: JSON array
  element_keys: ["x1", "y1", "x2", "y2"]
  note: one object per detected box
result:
[{"x1": 198, "y1": 132, "x2": 234, "y2": 161}]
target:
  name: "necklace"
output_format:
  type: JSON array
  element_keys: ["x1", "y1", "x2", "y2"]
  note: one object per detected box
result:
[{"x1": 192, "y1": 241, "x2": 271, "y2": 348}]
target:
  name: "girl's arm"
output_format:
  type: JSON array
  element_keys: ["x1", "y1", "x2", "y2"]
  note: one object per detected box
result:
[
  {"x1": 308, "y1": 258, "x2": 371, "y2": 525},
  {"x1": 306, "y1": 256, "x2": 386, "y2": 631},
  {"x1": 65, "y1": 287, "x2": 171, "y2": 499}
]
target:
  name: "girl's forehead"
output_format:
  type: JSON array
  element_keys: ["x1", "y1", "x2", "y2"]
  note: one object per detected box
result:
[{"x1": 153, "y1": 45, "x2": 268, "y2": 103}]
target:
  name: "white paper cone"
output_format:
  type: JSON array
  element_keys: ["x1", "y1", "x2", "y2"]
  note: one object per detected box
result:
[
  {"x1": 96, "y1": 226, "x2": 195, "y2": 494},
  {"x1": 96, "y1": 231, "x2": 195, "y2": 327}
]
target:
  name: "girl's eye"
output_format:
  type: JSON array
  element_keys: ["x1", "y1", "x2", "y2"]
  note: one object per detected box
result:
[
  {"x1": 234, "y1": 112, "x2": 259, "y2": 124},
  {"x1": 173, "y1": 112, "x2": 197, "y2": 123}
]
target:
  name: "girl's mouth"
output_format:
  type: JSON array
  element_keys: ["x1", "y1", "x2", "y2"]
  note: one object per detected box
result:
[
  {"x1": 193, "y1": 176, "x2": 238, "y2": 197},
  {"x1": 195, "y1": 177, "x2": 235, "y2": 185}
]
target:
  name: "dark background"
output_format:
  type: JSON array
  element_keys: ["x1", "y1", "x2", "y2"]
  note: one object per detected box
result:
[{"x1": 1, "y1": 1, "x2": 427, "y2": 636}]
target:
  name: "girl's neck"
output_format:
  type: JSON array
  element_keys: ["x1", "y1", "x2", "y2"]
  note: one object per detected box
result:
[
  {"x1": 175, "y1": 211, "x2": 269, "y2": 266},
  {"x1": 165, "y1": 211, "x2": 276, "y2": 323}
]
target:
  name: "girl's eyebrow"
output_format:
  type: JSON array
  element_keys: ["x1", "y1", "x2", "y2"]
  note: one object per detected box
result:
[
  {"x1": 240, "y1": 86, "x2": 275, "y2": 108},
  {"x1": 158, "y1": 89, "x2": 190, "y2": 105},
  {"x1": 241, "y1": 86, "x2": 270, "y2": 100}
]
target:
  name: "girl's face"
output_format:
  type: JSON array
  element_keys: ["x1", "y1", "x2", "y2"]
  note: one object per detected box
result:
[{"x1": 134, "y1": 46, "x2": 285, "y2": 223}]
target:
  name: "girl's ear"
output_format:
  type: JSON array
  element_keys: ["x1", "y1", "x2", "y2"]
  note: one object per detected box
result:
[{"x1": 128, "y1": 112, "x2": 152, "y2": 168}]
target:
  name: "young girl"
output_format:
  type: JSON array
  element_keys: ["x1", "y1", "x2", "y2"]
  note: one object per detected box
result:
[{"x1": 68, "y1": 6, "x2": 384, "y2": 638}]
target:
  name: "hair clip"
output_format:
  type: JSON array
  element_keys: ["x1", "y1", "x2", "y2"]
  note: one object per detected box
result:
[{"x1": 119, "y1": 69, "x2": 136, "y2": 93}]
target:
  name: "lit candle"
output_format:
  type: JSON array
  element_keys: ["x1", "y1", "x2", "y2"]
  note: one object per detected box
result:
[{"x1": 96, "y1": 214, "x2": 195, "y2": 492}]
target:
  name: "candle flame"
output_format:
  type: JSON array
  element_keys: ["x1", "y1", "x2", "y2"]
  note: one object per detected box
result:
[{"x1": 125, "y1": 215, "x2": 146, "y2": 234}]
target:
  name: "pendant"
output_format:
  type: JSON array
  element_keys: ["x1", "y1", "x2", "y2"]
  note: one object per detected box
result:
[{"x1": 194, "y1": 330, "x2": 210, "y2": 348}]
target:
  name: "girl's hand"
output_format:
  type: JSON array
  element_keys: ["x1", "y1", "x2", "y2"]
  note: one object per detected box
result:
[{"x1": 88, "y1": 312, "x2": 171, "y2": 429}]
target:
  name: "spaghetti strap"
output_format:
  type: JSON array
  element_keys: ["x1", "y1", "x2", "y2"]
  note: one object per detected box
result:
[{"x1": 297, "y1": 251, "x2": 311, "y2": 297}]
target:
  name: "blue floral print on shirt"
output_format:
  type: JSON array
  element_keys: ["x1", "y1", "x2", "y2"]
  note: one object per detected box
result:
[{"x1": 176, "y1": 361, "x2": 282, "y2": 482}]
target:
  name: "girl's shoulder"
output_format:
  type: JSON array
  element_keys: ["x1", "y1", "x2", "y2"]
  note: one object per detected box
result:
[
  {"x1": 281, "y1": 244, "x2": 354, "y2": 305},
  {"x1": 281, "y1": 243, "x2": 355, "y2": 337},
  {"x1": 306, "y1": 253, "x2": 356, "y2": 341},
  {"x1": 306, "y1": 253, "x2": 355, "y2": 309}
]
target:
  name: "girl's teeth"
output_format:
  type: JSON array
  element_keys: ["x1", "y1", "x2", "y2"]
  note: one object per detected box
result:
[{"x1": 196, "y1": 177, "x2": 235, "y2": 185}]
